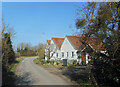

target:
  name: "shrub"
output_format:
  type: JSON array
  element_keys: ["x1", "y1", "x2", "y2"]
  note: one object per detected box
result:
[
  {"x1": 40, "y1": 59, "x2": 47, "y2": 65},
  {"x1": 76, "y1": 62, "x2": 81, "y2": 66},
  {"x1": 67, "y1": 59, "x2": 73, "y2": 64},
  {"x1": 56, "y1": 59, "x2": 62, "y2": 65},
  {"x1": 68, "y1": 59, "x2": 77, "y2": 65},
  {"x1": 50, "y1": 60, "x2": 55, "y2": 65},
  {"x1": 67, "y1": 63, "x2": 71, "y2": 66},
  {"x1": 47, "y1": 60, "x2": 50, "y2": 63},
  {"x1": 78, "y1": 56, "x2": 82, "y2": 59},
  {"x1": 73, "y1": 60, "x2": 77, "y2": 65}
]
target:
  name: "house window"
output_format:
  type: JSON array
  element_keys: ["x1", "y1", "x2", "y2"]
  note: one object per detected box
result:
[
  {"x1": 72, "y1": 52, "x2": 74, "y2": 57},
  {"x1": 56, "y1": 53, "x2": 58, "y2": 57},
  {"x1": 62, "y1": 52, "x2": 64, "y2": 57},
  {"x1": 67, "y1": 52, "x2": 69, "y2": 57}
]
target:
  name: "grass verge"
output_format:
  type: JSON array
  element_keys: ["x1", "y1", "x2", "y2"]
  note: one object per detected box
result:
[
  {"x1": 9, "y1": 58, "x2": 24, "y2": 73},
  {"x1": 2, "y1": 58, "x2": 24, "y2": 85}
]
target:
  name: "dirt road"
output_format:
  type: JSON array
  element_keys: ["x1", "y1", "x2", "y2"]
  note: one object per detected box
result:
[{"x1": 15, "y1": 57, "x2": 72, "y2": 85}]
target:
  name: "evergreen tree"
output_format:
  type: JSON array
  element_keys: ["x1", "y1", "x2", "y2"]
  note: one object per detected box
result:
[
  {"x1": 2, "y1": 23, "x2": 16, "y2": 85},
  {"x1": 2, "y1": 31, "x2": 15, "y2": 66}
]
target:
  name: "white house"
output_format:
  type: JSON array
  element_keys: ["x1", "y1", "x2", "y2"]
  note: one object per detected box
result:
[
  {"x1": 60, "y1": 35, "x2": 83, "y2": 64},
  {"x1": 45, "y1": 37, "x2": 64, "y2": 61},
  {"x1": 60, "y1": 35, "x2": 105, "y2": 64},
  {"x1": 45, "y1": 33, "x2": 104, "y2": 64}
]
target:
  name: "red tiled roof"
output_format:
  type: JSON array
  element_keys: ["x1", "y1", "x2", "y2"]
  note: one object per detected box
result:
[
  {"x1": 52, "y1": 37, "x2": 64, "y2": 49},
  {"x1": 66, "y1": 35, "x2": 104, "y2": 51},
  {"x1": 47, "y1": 40, "x2": 51, "y2": 45},
  {"x1": 66, "y1": 35, "x2": 82, "y2": 50},
  {"x1": 87, "y1": 37, "x2": 105, "y2": 50}
]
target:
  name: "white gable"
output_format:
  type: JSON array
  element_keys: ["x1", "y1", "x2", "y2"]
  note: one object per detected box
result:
[
  {"x1": 61, "y1": 37, "x2": 75, "y2": 52},
  {"x1": 50, "y1": 40, "x2": 56, "y2": 50},
  {"x1": 50, "y1": 39, "x2": 55, "y2": 44},
  {"x1": 60, "y1": 37, "x2": 78, "y2": 60},
  {"x1": 49, "y1": 39, "x2": 61, "y2": 60}
]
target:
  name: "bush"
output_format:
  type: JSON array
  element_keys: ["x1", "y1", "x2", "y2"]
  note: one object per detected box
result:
[
  {"x1": 76, "y1": 62, "x2": 81, "y2": 66},
  {"x1": 67, "y1": 63, "x2": 71, "y2": 66},
  {"x1": 67, "y1": 59, "x2": 73, "y2": 64},
  {"x1": 40, "y1": 59, "x2": 47, "y2": 65},
  {"x1": 73, "y1": 60, "x2": 77, "y2": 65},
  {"x1": 78, "y1": 56, "x2": 82, "y2": 59},
  {"x1": 56, "y1": 60, "x2": 62, "y2": 65},
  {"x1": 68, "y1": 59, "x2": 77, "y2": 65},
  {"x1": 93, "y1": 58, "x2": 120, "y2": 87},
  {"x1": 56, "y1": 59, "x2": 62, "y2": 65},
  {"x1": 47, "y1": 60, "x2": 50, "y2": 63},
  {"x1": 50, "y1": 60, "x2": 55, "y2": 65}
]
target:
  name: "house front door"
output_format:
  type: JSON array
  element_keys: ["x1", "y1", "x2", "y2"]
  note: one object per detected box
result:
[{"x1": 81, "y1": 52, "x2": 86, "y2": 64}]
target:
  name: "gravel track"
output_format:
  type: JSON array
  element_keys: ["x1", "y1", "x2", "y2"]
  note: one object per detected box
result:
[{"x1": 15, "y1": 57, "x2": 72, "y2": 85}]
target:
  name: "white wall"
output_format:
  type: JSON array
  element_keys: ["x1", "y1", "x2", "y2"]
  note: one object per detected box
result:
[
  {"x1": 60, "y1": 37, "x2": 78, "y2": 61},
  {"x1": 50, "y1": 40, "x2": 57, "y2": 60},
  {"x1": 86, "y1": 53, "x2": 89, "y2": 64},
  {"x1": 50, "y1": 40, "x2": 56, "y2": 51}
]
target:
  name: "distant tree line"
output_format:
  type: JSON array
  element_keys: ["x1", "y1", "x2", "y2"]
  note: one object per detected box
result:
[
  {"x1": 16, "y1": 43, "x2": 45, "y2": 58},
  {"x1": 16, "y1": 43, "x2": 37, "y2": 56}
]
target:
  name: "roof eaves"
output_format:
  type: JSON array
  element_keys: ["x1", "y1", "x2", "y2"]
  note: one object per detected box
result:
[
  {"x1": 88, "y1": 44, "x2": 96, "y2": 51},
  {"x1": 66, "y1": 36, "x2": 77, "y2": 50},
  {"x1": 81, "y1": 47, "x2": 86, "y2": 52}
]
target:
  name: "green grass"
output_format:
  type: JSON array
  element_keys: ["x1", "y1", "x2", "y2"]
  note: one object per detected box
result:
[
  {"x1": 10, "y1": 58, "x2": 23, "y2": 73},
  {"x1": 33, "y1": 58, "x2": 39, "y2": 64},
  {"x1": 80, "y1": 82, "x2": 93, "y2": 87},
  {"x1": 3, "y1": 58, "x2": 24, "y2": 85}
]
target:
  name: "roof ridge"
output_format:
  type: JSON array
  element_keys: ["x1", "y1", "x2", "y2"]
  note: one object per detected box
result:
[{"x1": 51, "y1": 37, "x2": 64, "y2": 49}]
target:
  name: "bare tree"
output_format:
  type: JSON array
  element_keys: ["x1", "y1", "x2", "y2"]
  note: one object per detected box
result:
[
  {"x1": 45, "y1": 43, "x2": 57, "y2": 60},
  {"x1": 37, "y1": 43, "x2": 45, "y2": 59}
]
